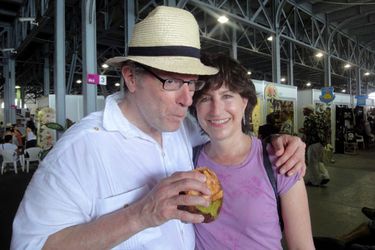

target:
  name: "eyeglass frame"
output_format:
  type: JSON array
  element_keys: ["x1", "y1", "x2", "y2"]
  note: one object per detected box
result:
[{"x1": 136, "y1": 64, "x2": 206, "y2": 91}]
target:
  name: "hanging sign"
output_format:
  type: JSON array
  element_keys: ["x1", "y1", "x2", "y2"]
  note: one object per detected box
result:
[
  {"x1": 99, "y1": 75, "x2": 107, "y2": 85},
  {"x1": 355, "y1": 95, "x2": 367, "y2": 106},
  {"x1": 319, "y1": 87, "x2": 335, "y2": 103},
  {"x1": 264, "y1": 83, "x2": 278, "y2": 99},
  {"x1": 87, "y1": 74, "x2": 107, "y2": 85},
  {"x1": 87, "y1": 73, "x2": 99, "y2": 84}
]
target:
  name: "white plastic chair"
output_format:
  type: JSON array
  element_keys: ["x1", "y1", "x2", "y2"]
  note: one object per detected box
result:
[
  {"x1": 24, "y1": 147, "x2": 42, "y2": 173},
  {"x1": 1, "y1": 149, "x2": 19, "y2": 174}
]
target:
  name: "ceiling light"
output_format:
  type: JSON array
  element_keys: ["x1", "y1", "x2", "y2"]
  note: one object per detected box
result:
[
  {"x1": 306, "y1": 82, "x2": 311, "y2": 87},
  {"x1": 15, "y1": 85, "x2": 21, "y2": 89},
  {"x1": 115, "y1": 82, "x2": 120, "y2": 87},
  {"x1": 267, "y1": 36, "x2": 273, "y2": 41},
  {"x1": 102, "y1": 63, "x2": 109, "y2": 69},
  {"x1": 18, "y1": 17, "x2": 38, "y2": 26},
  {"x1": 281, "y1": 77, "x2": 286, "y2": 82},
  {"x1": 315, "y1": 52, "x2": 323, "y2": 58},
  {"x1": 1, "y1": 48, "x2": 17, "y2": 54},
  {"x1": 247, "y1": 71, "x2": 252, "y2": 75},
  {"x1": 364, "y1": 72, "x2": 370, "y2": 76},
  {"x1": 344, "y1": 63, "x2": 351, "y2": 68},
  {"x1": 76, "y1": 79, "x2": 82, "y2": 84},
  {"x1": 217, "y1": 15, "x2": 229, "y2": 23},
  {"x1": 341, "y1": 89, "x2": 346, "y2": 93}
]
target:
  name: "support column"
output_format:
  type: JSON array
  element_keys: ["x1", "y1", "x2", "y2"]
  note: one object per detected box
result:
[
  {"x1": 355, "y1": 67, "x2": 361, "y2": 95},
  {"x1": 82, "y1": 0, "x2": 97, "y2": 115},
  {"x1": 231, "y1": 28, "x2": 237, "y2": 60},
  {"x1": 166, "y1": 0, "x2": 176, "y2": 6},
  {"x1": 54, "y1": 0, "x2": 66, "y2": 138},
  {"x1": 272, "y1": 33, "x2": 281, "y2": 83},
  {"x1": 324, "y1": 54, "x2": 331, "y2": 86},
  {"x1": 124, "y1": 0, "x2": 135, "y2": 56},
  {"x1": 43, "y1": 44, "x2": 50, "y2": 96},
  {"x1": 3, "y1": 61, "x2": 10, "y2": 124},
  {"x1": 287, "y1": 42, "x2": 294, "y2": 85},
  {"x1": 122, "y1": 0, "x2": 135, "y2": 93},
  {"x1": 8, "y1": 57, "x2": 16, "y2": 124}
]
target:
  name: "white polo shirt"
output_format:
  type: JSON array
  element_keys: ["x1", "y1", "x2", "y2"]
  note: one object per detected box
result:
[{"x1": 12, "y1": 92, "x2": 205, "y2": 250}]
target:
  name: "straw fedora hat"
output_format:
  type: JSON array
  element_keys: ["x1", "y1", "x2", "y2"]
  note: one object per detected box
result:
[{"x1": 105, "y1": 6, "x2": 218, "y2": 75}]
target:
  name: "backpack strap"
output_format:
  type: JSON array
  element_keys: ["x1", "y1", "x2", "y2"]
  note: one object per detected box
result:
[
  {"x1": 193, "y1": 140, "x2": 284, "y2": 230},
  {"x1": 192, "y1": 143, "x2": 205, "y2": 167},
  {"x1": 262, "y1": 140, "x2": 284, "y2": 231}
]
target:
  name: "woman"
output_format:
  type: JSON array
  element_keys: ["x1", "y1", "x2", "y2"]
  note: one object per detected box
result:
[
  {"x1": 25, "y1": 120, "x2": 37, "y2": 148},
  {"x1": 190, "y1": 53, "x2": 314, "y2": 250}
]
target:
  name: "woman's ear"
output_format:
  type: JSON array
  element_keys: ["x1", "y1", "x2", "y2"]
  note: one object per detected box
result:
[
  {"x1": 121, "y1": 65, "x2": 137, "y2": 93},
  {"x1": 242, "y1": 97, "x2": 249, "y2": 112}
]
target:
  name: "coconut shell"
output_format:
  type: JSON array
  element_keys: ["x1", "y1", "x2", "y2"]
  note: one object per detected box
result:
[{"x1": 179, "y1": 167, "x2": 223, "y2": 223}]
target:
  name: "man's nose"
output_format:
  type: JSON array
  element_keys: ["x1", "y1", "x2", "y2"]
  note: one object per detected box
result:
[{"x1": 177, "y1": 83, "x2": 193, "y2": 107}]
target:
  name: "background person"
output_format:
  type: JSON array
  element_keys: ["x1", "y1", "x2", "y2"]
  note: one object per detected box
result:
[
  {"x1": 25, "y1": 120, "x2": 37, "y2": 149},
  {"x1": 258, "y1": 112, "x2": 279, "y2": 139},
  {"x1": 12, "y1": 6, "x2": 306, "y2": 250},
  {"x1": 279, "y1": 110, "x2": 293, "y2": 135},
  {"x1": 300, "y1": 105, "x2": 330, "y2": 186},
  {"x1": 190, "y1": 53, "x2": 314, "y2": 250}
]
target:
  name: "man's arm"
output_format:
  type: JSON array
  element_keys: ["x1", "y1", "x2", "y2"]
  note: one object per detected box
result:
[
  {"x1": 42, "y1": 171, "x2": 210, "y2": 250},
  {"x1": 270, "y1": 134, "x2": 306, "y2": 177}
]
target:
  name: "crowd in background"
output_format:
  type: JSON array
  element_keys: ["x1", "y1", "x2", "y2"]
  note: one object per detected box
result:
[{"x1": 0, "y1": 120, "x2": 37, "y2": 158}]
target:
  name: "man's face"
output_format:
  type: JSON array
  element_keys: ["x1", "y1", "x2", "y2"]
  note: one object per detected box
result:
[{"x1": 126, "y1": 66, "x2": 197, "y2": 134}]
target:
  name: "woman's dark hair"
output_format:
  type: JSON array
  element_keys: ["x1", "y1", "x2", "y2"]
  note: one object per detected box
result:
[
  {"x1": 26, "y1": 120, "x2": 37, "y2": 135},
  {"x1": 4, "y1": 134, "x2": 13, "y2": 143},
  {"x1": 190, "y1": 53, "x2": 257, "y2": 134}
]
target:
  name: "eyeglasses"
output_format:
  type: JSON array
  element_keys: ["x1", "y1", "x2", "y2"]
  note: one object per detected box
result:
[{"x1": 140, "y1": 65, "x2": 206, "y2": 91}]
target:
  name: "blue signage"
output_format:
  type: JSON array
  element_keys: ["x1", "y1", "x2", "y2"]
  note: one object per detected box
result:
[
  {"x1": 319, "y1": 87, "x2": 335, "y2": 103},
  {"x1": 355, "y1": 95, "x2": 367, "y2": 106}
]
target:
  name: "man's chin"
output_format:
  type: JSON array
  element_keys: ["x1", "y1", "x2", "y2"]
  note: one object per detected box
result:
[{"x1": 163, "y1": 121, "x2": 183, "y2": 132}]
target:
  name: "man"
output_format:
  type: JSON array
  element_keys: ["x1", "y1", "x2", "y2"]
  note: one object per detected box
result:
[
  {"x1": 300, "y1": 104, "x2": 330, "y2": 186},
  {"x1": 12, "y1": 6, "x2": 306, "y2": 250}
]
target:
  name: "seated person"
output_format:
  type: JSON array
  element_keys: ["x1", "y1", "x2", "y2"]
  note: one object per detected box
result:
[
  {"x1": 0, "y1": 134, "x2": 18, "y2": 160},
  {"x1": 258, "y1": 113, "x2": 279, "y2": 139}
]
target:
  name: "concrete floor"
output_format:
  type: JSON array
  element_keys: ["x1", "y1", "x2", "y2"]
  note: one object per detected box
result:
[{"x1": 307, "y1": 146, "x2": 375, "y2": 239}]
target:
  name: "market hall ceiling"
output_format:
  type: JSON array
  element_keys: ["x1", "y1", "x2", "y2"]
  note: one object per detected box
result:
[{"x1": 0, "y1": 0, "x2": 374, "y2": 100}]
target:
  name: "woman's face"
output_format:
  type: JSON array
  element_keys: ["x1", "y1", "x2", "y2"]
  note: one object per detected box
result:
[{"x1": 195, "y1": 85, "x2": 248, "y2": 142}]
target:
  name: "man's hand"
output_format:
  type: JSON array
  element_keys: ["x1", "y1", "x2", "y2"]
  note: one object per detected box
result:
[
  {"x1": 270, "y1": 134, "x2": 306, "y2": 177},
  {"x1": 134, "y1": 171, "x2": 211, "y2": 229}
]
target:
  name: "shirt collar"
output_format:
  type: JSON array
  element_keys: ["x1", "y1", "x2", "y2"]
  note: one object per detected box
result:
[{"x1": 102, "y1": 92, "x2": 142, "y2": 138}]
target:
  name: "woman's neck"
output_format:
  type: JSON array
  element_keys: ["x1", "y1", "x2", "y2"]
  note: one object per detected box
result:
[{"x1": 205, "y1": 133, "x2": 252, "y2": 166}]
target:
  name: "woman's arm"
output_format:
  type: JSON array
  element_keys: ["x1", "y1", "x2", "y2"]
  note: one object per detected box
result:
[{"x1": 281, "y1": 180, "x2": 315, "y2": 250}]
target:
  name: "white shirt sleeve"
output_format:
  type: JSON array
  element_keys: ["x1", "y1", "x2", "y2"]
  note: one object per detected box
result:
[{"x1": 11, "y1": 144, "x2": 93, "y2": 249}]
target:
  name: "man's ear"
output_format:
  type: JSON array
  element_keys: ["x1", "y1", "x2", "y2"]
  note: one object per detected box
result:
[{"x1": 122, "y1": 65, "x2": 137, "y2": 93}]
